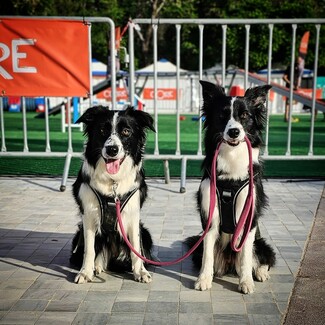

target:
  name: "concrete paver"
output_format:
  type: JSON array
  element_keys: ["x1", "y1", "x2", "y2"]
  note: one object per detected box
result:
[
  {"x1": 0, "y1": 176, "x2": 324, "y2": 325},
  {"x1": 282, "y1": 185, "x2": 325, "y2": 325}
]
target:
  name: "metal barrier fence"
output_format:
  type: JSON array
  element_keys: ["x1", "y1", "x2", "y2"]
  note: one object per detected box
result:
[
  {"x1": 0, "y1": 17, "x2": 325, "y2": 192},
  {"x1": 128, "y1": 18, "x2": 325, "y2": 191},
  {"x1": 0, "y1": 16, "x2": 117, "y2": 191}
]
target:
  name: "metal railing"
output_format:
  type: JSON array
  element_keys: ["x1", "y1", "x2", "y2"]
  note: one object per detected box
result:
[
  {"x1": 128, "y1": 18, "x2": 325, "y2": 191},
  {"x1": 0, "y1": 16, "x2": 117, "y2": 191},
  {"x1": 1, "y1": 18, "x2": 324, "y2": 192}
]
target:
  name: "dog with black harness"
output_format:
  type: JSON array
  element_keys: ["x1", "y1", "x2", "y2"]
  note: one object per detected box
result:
[
  {"x1": 186, "y1": 81, "x2": 276, "y2": 294},
  {"x1": 70, "y1": 105, "x2": 155, "y2": 284}
]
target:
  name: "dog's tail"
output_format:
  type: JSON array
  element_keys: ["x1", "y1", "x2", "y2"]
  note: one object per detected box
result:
[
  {"x1": 70, "y1": 223, "x2": 84, "y2": 268},
  {"x1": 254, "y1": 237, "x2": 276, "y2": 268},
  {"x1": 184, "y1": 235, "x2": 203, "y2": 269},
  {"x1": 70, "y1": 223, "x2": 155, "y2": 272},
  {"x1": 139, "y1": 223, "x2": 154, "y2": 261}
]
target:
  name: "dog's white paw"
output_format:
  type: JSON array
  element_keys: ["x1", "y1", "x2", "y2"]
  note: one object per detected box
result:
[
  {"x1": 134, "y1": 270, "x2": 152, "y2": 283},
  {"x1": 195, "y1": 274, "x2": 213, "y2": 291},
  {"x1": 238, "y1": 279, "x2": 255, "y2": 294},
  {"x1": 255, "y1": 266, "x2": 270, "y2": 282},
  {"x1": 94, "y1": 264, "x2": 104, "y2": 276},
  {"x1": 74, "y1": 269, "x2": 94, "y2": 284},
  {"x1": 94, "y1": 255, "x2": 105, "y2": 275}
]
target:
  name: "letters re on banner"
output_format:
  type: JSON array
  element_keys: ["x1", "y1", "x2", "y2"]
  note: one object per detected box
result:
[{"x1": 0, "y1": 18, "x2": 91, "y2": 97}]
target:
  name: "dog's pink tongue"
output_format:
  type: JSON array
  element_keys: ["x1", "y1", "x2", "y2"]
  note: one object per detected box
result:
[{"x1": 106, "y1": 160, "x2": 120, "y2": 174}]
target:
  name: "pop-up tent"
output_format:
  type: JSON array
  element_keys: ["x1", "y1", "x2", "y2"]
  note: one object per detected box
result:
[
  {"x1": 134, "y1": 59, "x2": 197, "y2": 112},
  {"x1": 136, "y1": 58, "x2": 188, "y2": 76}
]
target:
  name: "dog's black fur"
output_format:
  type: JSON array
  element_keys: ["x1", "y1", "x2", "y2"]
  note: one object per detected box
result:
[
  {"x1": 186, "y1": 81, "x2": 276, "y2": 293},
  {"x1": 70, "y1": 105, "x2": 155, "y2": 283}
]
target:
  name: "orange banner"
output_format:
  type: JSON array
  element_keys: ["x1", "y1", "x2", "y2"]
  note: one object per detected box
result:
[
  {"x1": 282, "y1": 88, "x2": 322, "y2": 101},
  {"x1": 97, "y1": 87, "x2": 128, "y2": 101},
  {"x1": 143, "y1": 88, "x2": 178, "y2": 100},
  {"x1": 298, "y1": 88, "x2": 322, "y2": 99},
  {"x1": 0, "y1": 18, "x2": 90, "y2": 97}
]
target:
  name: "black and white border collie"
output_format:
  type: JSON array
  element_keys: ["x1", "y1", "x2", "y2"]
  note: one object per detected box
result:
[
  {"x1": 186, "y1": 81, "x2": 276, "y2": 294},
  {"x1": 70, "y1": 105, "x2": 155, "y2": 284}
]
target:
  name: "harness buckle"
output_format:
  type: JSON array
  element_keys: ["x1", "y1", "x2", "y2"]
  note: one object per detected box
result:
[{"x1": 112, "y1": 182, "x2": 118, "y2": 201}]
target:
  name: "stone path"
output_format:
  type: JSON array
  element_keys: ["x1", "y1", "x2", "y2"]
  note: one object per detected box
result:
[{"x1": 0, "y1": 177, "x2": 323, "y2": 324}]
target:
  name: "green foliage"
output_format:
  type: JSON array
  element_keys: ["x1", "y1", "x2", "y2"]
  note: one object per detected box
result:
[{"x1": 1, "y1": 0, "x2": 324, "y2": 71}]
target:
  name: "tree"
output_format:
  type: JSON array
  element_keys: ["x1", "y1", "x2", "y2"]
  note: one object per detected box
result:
[{"x1": 1, "y1": 0, "x2": 324, "y2": 71}]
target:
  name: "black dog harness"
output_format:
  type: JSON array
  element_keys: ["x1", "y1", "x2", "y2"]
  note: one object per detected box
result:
[
  {"x1": 216, "y1": 178, "x2": 250, "y2": 234},
  {"x1": 88, "y1": 184, "x2": 138, "y2": 230}
]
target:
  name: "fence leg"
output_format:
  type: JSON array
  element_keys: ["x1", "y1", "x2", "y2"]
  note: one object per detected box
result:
[
  {"x1": 180, "y1": 157, "x2": 187, "y2": 193},
  {"x1": 163, "y1": 160, "x2": 170, "y2": 184},
  {"x1": 60, "y1": 152, "x2": 72, "y2": 192}
]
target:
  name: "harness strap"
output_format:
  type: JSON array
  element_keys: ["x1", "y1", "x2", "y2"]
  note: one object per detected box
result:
[
  {"x1": 217, "y1": 178, "x2": 249, "y2": 234},
  {"x1": 88, "y1": 184, "x2": 139, "y2": 220}
]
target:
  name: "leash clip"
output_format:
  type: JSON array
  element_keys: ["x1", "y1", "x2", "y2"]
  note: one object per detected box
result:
[{"x1": 112, "y1": 182, "x2": 118, "y2": 202}]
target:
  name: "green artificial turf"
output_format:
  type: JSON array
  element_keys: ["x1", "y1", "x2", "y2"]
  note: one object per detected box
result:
[{"x1": 0, "y1": 112, "x2": 324, "y2": 178}]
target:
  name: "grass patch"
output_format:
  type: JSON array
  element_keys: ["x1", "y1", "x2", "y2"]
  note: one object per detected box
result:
[{"x1": 0, "y1": 112, "x2": 324, "y2": 178}]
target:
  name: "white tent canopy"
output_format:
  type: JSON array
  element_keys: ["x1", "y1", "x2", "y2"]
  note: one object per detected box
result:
[
  {"x1": 134, "y1": 59, "x2": 197, "y2": 113},
  {"x1": 92, "y1": 58, "x2": 107, "y2": 77},
  {"x1": 136, "y1": 58, "x2": 188, "y2": 75}
]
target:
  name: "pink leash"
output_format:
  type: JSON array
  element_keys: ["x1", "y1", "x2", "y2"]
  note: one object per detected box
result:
[
  {"x1": 230, "y1": 136, "x2": 255, "y2": 252},
  {"x1": 116, "y1": 136, "x2": 254, "y2": 265}
]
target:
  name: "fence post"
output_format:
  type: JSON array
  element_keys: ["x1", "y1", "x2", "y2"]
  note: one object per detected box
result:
[
  {"x1": 163, "y1": 160, "x2": 170, "y2": 184},
  {"x1": 244, "y1": 25, "x2": 250, "y2": 90},
  {"x1": 0, "y1": 97, "x2": 6, "y2": 152},
  {"x1": 45, "y1": 97, "x2": 51, "y2": 153},
  {"x1": 180, "y1": 157, "x2": 187, "y2": 193},
  {"x1": 197, "y1": 24, "x2": 204, "y2": 156},
  {"x1": 264, "y1": 23, "x2": 274, "y2": 157},
  {"x1": 175, "y1": 24, "x2": 181, "y2": 156},
  {"x1": 308, "y1": 24, "x2": 321, "y2": 156},
  {"x1": 286, "y1": 24, "x2": 297, "y2": 156},
  {"x1": 21, "y1": 97, "x2": 29, "y2": 153},
  {"x1": 153, "y1": 24, "x2": 159, "y2": 155}
]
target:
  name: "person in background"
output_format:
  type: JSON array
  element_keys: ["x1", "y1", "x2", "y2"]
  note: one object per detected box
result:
[{"x1": 282, "y1": 56, "x2": 304, "y2": 122}]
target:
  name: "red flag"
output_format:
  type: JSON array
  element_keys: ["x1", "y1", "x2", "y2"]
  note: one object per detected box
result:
[
  {"x1": 299, "y1": 31, "x2": 310, "y2": 59},
  {"x1": 115, "y1": 27, "x2": 121, "y2": 50}
]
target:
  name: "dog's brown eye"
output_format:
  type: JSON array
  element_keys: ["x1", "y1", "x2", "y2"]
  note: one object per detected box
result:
[
  {"x1": 241, "y1": 111, "x2": 249, "y2": 119},
  {"x1": 100, "y1": 127, "x2": 106, "y2": 135},
  {"x1": 121, "y1": 128, "x2": 130, "y2": 137}
]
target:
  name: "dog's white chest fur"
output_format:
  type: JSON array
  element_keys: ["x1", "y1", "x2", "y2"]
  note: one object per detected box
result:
[{"x1": 217, "y1": 143, "x2": 259, "y2": 180}]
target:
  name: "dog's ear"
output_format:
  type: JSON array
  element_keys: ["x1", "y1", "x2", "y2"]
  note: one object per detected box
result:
[
  {"x1": 137, "y1": 110, "x2": 156, "y2": 133},
  {"x1": 200, "y1": 80, "x2": 225, "y2": 101},
  {"x1": 244, "y1": 85, "x2": 272, "y2": 107},
  {"x1": 75, "y1": 106, "x2": 108, "y2": 124},
  {"x1": 125, "y1": 106, "x2": 156, "y2": 132}
]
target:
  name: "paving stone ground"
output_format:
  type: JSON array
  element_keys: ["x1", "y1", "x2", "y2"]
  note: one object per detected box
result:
[{"x1": 0, "y1": 176, "x2": 323, "y2": 325}]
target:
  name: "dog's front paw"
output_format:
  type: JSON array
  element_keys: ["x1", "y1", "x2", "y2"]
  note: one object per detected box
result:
[
  {"x1": 134, "y1": 270, "x2": 152, "y2": 283},
  {"x1": 195, "y1": 274, "x2": 213, "y2": 291},
  {"x1": 238, "y1": 279, "x2": 255, "y2": 294},
  {"x1": 74, "y1": 269, "x2": 94, "y2": 284},
  {"x1": 255, "y1": 265, "x2": 270, "y2": 282},
  {"x1": 94, "y1": 264, "x2": 104, "y2": 276},
  {"x1": 94, "y1": 255, "x2": 105, "y2": 276}
]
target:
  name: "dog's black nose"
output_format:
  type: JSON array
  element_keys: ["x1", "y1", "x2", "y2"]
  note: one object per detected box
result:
[
  {"x1": 106, "y1": 145, "x2": 119, "y2": 157},
  {"x1": 228, "y1": 128, "x2": 240, "y2": 139}
]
